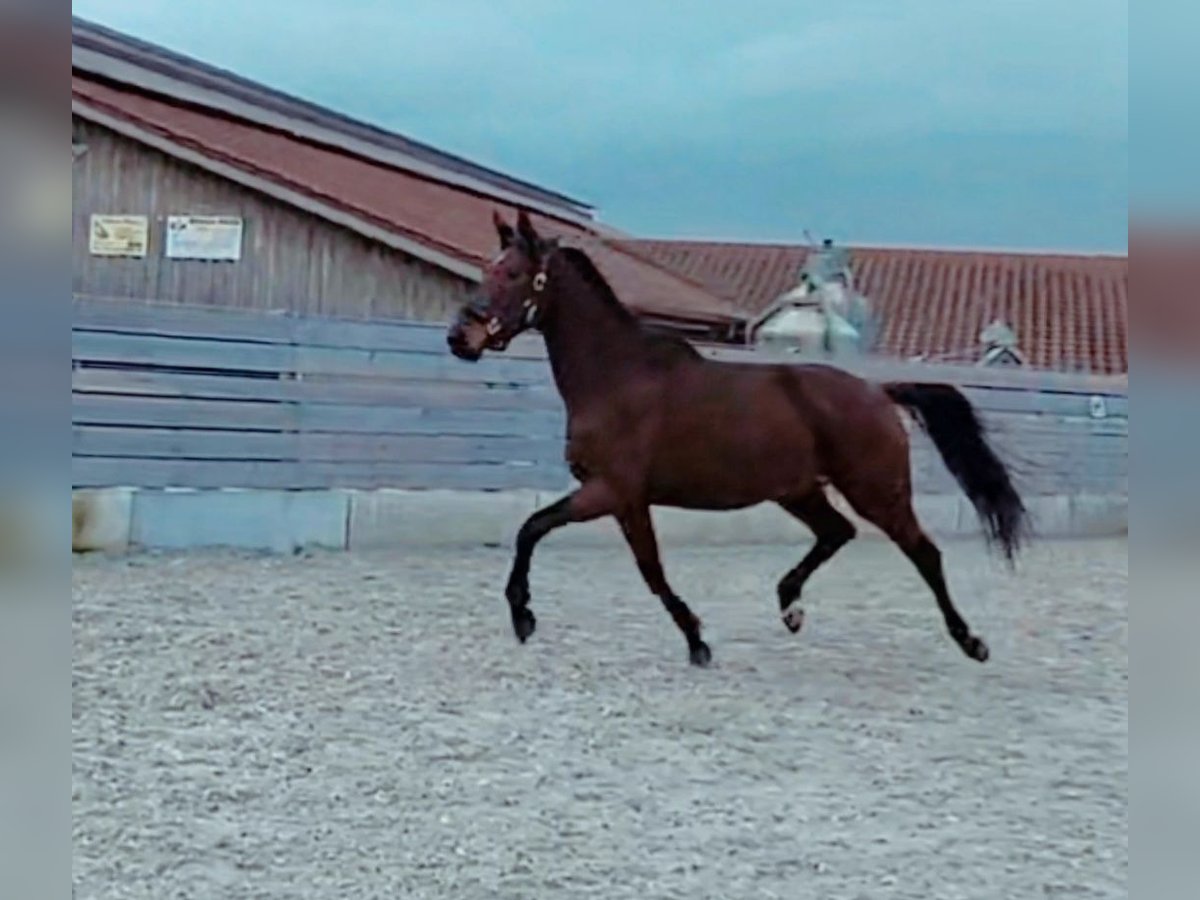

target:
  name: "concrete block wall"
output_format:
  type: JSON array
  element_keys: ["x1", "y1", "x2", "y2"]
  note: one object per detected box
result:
[
  {"x1": 70, "y1": 487, "x2": 1126, "y2": 556},
  {"x1": 73, "y1": 488, "x2": 134, "y2": 553},
  {"x1": 129, "y1": 490, "x2": 350, "y2": 554}
]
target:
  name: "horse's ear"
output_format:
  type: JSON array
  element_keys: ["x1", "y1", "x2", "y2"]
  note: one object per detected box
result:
[
  {"x1": 516, "y1": 209, "x2": 539, "y2": 249},
  {"x1": 493, "y1": 210, "x2": 514, "y2": 248}
]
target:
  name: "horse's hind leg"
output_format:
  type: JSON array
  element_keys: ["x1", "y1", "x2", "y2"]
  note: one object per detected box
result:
[
  {"x1": 776, "y1": 491, "x2": 857, "y2": 634},
  {"x1": 902, "y1": 526, "x2": 989, "y2": 662},
  {"x1": 617, "y1": 506, "x2": 711, "y2": 667},
  {"x1": 844, "y1": 488, "x2": 989, "y2": 663}
]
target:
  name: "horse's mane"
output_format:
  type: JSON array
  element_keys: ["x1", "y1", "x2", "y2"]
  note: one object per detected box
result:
[
  {"x1": 556, "y1": 246, "x2": 637, "y2": 323},
  {"x1": 556, "y1": 246, "x2": 703, "y2": 360}
]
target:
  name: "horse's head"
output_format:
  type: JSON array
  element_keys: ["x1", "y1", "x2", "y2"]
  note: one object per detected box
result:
[{"x1": 447, "y1": 209, "x2": 558, "y2": 361}]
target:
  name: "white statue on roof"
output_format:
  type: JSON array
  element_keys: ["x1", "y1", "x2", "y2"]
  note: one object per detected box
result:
[{"x1": 748, "y1": 237, "x2": 877, "y2": 357}]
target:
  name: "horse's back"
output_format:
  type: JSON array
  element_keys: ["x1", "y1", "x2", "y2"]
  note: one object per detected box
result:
[
  {"x1": 697, "y1": 357, "x2": 909, "y2": 474},
  {"x1": 592, "y1": 354, "x2": 909, "y2": 509}
]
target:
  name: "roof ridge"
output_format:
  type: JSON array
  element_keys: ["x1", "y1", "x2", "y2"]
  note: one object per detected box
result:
[
  {"x1": 627, "y1": 236, "x2": 1128, "y2": 261},
  {"x1": 71, "y1": 16, "x2": 593, "y2": 217},
  {"x1": 72, "y1": 74, "x2": 597, "y2": 238}
]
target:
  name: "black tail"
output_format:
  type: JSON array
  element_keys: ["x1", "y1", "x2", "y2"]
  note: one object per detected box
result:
[{"x1": 884, "y1": 381, "x2": 1029, "y2": 564}]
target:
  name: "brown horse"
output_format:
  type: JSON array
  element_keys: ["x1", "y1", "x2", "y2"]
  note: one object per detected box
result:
[{"x1": 447, "y1": 210, "x2": 1029, "y2": 667}]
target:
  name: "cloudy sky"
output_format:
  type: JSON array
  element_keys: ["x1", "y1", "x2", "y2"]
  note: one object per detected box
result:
[{"x1": 74, "y1": 0, "x2": 1128, "y2": 251}]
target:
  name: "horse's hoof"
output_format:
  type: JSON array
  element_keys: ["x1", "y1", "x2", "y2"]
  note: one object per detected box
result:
[
  {"x1": 962, "y1": 634, "x2": 989, "y2": 663},
  {"x1": 512, "y1": 608, "x2": 536, "y2": 643},
  {"x1": 689, "y1": 641, "x2": 713, "y2": 667},
  {"x1": 781, "y1": 606, "x2": 805, "y2": 634}
]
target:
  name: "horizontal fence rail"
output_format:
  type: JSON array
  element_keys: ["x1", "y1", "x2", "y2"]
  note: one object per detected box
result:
[
  {"x1": 72, "y1": 297, "x2": 570, "y2": 491},
  {"x1": 698, "y1": 346, "x2": 1128, "y2": 500},
  {"x1": 73, "y1": 297, "x2": 1127, "y2": 499}
]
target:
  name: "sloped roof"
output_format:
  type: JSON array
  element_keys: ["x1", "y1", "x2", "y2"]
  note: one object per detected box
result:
[
  {"x1": 72, "y1": 16, "x2": 592, "y2": 219},
  {"x1": 72, "y1": 74, "x2": 743, "y2": 326},
  {"x1": 627, "y1": 239, "x2": 1128, "y2": 373}
]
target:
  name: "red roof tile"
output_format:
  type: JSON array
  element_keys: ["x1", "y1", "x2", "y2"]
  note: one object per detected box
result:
[
  {"x1": 627, "y1": 239, "x2": 1128, "y2": 374},
  {"x1": 73, "y1": 75, "x2": 742, "y2": 326}
]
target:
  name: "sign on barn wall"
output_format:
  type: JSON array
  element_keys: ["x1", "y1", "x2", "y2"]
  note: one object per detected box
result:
[
  {"x1": 165, "y1": 215, "x2": 244, "y2": 261},
  {"x1": 88, "y1": 214, "x2": 148, "y2": 257}
]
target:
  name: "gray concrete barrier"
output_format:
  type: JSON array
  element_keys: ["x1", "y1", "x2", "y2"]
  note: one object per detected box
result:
[{"x1": 71, "y1": 487, "x2": 1126, "y2": 555}]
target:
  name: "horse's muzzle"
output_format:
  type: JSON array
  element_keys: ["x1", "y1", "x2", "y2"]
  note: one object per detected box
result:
[{"x1": 446, "y1": 320, "x2": 483, "y2": 362}]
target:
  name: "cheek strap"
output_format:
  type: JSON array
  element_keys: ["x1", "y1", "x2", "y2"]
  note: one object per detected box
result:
[{"x1": 523, "y1": 270, "x2": 548, "y2": 327}]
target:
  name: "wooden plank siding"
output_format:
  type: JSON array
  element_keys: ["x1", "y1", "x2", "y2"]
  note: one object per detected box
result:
[
  {"x1": 72, "y1": 297, "x2": 1128, "y2": 498},
  {"x1": 71, "y1": 296, "x2": 572, "y2": 491},
  {"x1": 72, "y1": 118, "x2": 474, "y2": 323}
]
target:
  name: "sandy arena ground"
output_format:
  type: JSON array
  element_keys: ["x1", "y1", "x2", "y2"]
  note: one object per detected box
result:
[{"x1": 73, "y1": 535, "x2": 1126, "y2": 899}]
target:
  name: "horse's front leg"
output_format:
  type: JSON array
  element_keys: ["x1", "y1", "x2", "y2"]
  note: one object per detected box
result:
[{"x1": 504, "y1": 480, "x2": 616, "y2": 643}]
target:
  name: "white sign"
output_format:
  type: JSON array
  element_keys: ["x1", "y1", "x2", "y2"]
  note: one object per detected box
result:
[
  {"x1": 89, "y1": 214, "x2": 148, "y2": 257},
  {"x1": 165, "y1": 215, "x2": 244, "y2": 261}
]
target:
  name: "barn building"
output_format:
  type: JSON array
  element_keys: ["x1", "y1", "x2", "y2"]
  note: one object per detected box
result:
[{"x1": 71, "y1": 18, "x2": 745, "y2": 342}]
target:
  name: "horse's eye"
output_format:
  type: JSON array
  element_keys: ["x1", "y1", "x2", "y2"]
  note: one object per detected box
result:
[{"x1": 507, "y1": 269, "x2": 521, "y2": 281}]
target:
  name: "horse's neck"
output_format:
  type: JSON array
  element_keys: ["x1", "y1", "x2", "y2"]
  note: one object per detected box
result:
[{"x1": 540, "y1": 274, "x2": 644, "y2": 412}]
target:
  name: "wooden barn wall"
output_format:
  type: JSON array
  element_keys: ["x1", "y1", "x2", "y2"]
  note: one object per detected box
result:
[
  {"x1": 71, "y1": 118, "x2": 472, "y2": 323},
  {"x1": 72, "y1": 297, "x2": 1128, "y2": 500}
]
